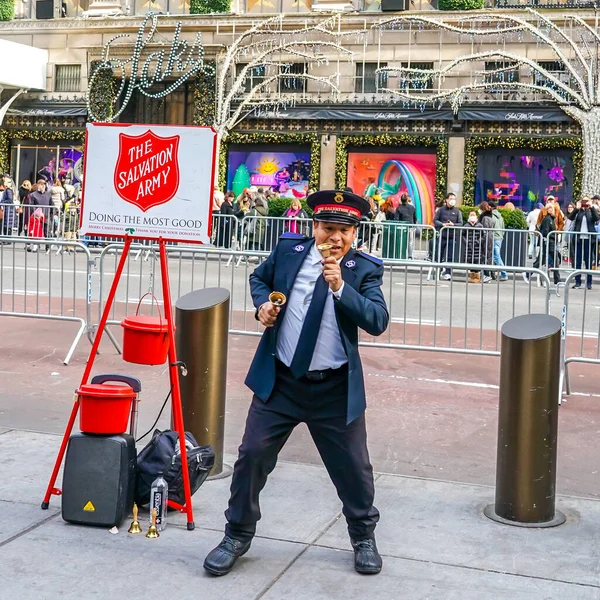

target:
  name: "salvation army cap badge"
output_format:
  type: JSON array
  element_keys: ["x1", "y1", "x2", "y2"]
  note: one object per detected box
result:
[
  {"x1": 114, "y1": 130, "x2": 180, "y2": 212},
  {"x1": 294, "y1": 245, "x2": 305, "y2": 252},
  {"x1": 345, "y1": 260, "x2": 356, "y2": 268}
]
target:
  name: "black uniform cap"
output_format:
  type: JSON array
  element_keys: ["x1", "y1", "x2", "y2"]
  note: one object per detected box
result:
[{"x1": 306, "y1": 190, "x2": 371, "y2": 226}]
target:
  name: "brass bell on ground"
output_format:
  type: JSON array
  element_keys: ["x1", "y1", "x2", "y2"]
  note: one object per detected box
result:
[
  {"x1": 146, "y1": 508, "x2": 160, "y2": 539},
  {"x1": 128, "y1": 503, "x2": 142, "y2": 534}
]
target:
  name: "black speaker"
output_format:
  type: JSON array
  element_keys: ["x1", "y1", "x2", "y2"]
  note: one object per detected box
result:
[
  {"x1": 381, "y1": 0, "x2": 409, "y2": 10},
  {"x1": 36, "y1": 0, "x2": 54, "y2": 19},
  {"x1": 62, "y1": 433, "x2": 137, "y2": 528}
]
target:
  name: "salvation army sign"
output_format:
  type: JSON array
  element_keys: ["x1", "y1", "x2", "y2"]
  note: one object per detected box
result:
[{"x1": 81, "y1": 123, "x2": 216, "y2": 243}]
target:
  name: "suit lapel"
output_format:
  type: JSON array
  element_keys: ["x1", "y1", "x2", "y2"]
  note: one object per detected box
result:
[{"x1": 284, "y1": 238, "x2": 315, "y2": 292}]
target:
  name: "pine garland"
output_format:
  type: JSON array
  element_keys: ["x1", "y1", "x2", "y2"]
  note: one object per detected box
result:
[
  {"x1": 190, "y1": 0, "x2": 230, "y2": 14},
  {"x1": 192, "y1": 63, "x2": 216, "y2": 127},
  {"x1": 88, "y1": 60, "x2": 116, "y2": 123},
  {"x1": 0, "y1": 0, "x2": 14, "y2": 21}
]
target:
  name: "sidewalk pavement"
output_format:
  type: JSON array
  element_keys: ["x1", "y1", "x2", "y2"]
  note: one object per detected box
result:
[{"x1": 1, "y1": 428, "x2": 599, "y2": 600}]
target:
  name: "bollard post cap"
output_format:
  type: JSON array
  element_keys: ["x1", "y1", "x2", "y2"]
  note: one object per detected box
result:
[
  {"x1": 175, "y1": 288, "x2": 230, "y2": 311},
  {"x1": 501, "y1": 314, "x2": 561, "y2": 342}
]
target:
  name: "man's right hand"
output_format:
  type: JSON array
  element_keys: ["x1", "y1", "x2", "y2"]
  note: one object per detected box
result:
[{"x1": 258, "y1": 302, "x2": 280, "y2": 327}]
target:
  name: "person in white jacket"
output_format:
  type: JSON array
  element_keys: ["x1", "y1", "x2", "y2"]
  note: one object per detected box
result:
[{"x1": 527, "y1": 202, "x2": 543, "y2": 259}]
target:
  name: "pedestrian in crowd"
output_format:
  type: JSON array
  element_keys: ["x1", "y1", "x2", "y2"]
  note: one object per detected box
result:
[
  {"x1": 212, "y1": 190, "x2": 224, "y2": 216},
  {"x1": 218, "y1": 192, "x2": 235, "y2": 249},
  {"x1": 28, "y1": 179, "x2": 53, "y2": 252},
  {"x1": 17, "y1": 180, "x2": 31, "y2": 236},
  {"x1": 463, "y1": 210, "x2": 484, "y2": 283},
  {"x1": 381, "y1": 198, "x2": 396, "y2": 221},
  {"x1": 396, "y1": 194, "x2": 417, "y2": 259},
  {"x1": 434, "y1": 192, "x2": 462, "y2": 280},
  {"x1": 537, "y1": 195, "x2": 565, "y2": 231},
  {"x1": 212, "y1": 190, "x2": 224, "y2": 246},
  {"x1": 61, "y1": 197, "x2": 80, "y2": 254},
  {"x1": 538, "y1": 202, "x2": 562, "y2": 286},
  {"x1": 27, "y1": 207, "x2": 45, "y2": 251},
  {"x1": 368, "y1": 196, "x2": 384, "y2": 255},
  {"x1": 203, "y1": 190, "x2": 388, "y2": 578},
  {"x1": 283, "y1": 198, "x2": 309, "y2": 235},
  {"x1": 570, "y1": 196, "x2": 600, "y2": 289},
  {"x1": 564, "y1": 201, "x2": 577, "y2": 266},
  {"x1": 489, "y1": 201, "x2": 508, "y2": 281},
  {"x1": 503, "y1": 201, "x2": 516, "y2": 211},
  {"x1": 50, "y1": 178, "x2": 66, "y2": 237},
  {"x1": 0, "y1": 176, "x2": 17, "y2": 238},
  {"x1": 527, "y1": 202, "x2": 543, "y2": 259},
  {"x1": 245, "y1": 195, "x2": 269, "y2": 252},
  {"x1": 477, "y1": 201, "x2": 494, "y2": 283}
]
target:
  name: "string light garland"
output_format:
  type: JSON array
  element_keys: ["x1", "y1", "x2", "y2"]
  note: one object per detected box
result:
[
  {"x1": 462, "y1": 136, "x2": 583, "y2": 206},
  {"x1": 373, "y1": 8, "x2": 600, "y2": 194},
  {"x1": 192, "y1": 62, "x2": 216, "y2": 127},
  {"x1": 211, "y1": 13, "x2": 366, "y2": 186},
  {"x1": 87, "y1": 12, "x2": 210, "y2": 123},
  {"x1": 335, "y1": 134, "x2": 448, "y2": 206},
  {"x1": 218, "y1": 131, "x2": 320, "y2": 193}
]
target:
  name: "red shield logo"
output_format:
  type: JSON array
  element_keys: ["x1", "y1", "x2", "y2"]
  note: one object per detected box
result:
[{"x1": 114, "y1": 130, "x2": 180, "y2": 212}]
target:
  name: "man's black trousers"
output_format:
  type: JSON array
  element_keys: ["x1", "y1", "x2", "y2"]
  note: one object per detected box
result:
[{"x1": 225, "y1": 360, "x2": 379, "y2": 543}]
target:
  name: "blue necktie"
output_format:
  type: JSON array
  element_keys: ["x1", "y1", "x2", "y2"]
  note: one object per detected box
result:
[{"x1": 289, "y1": 274, "x2": 329, "y2": 378}]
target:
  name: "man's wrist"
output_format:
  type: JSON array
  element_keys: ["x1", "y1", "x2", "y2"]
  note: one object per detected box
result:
[{"x1": 332, "y1": 281, "x2": 345, "y2": 299}]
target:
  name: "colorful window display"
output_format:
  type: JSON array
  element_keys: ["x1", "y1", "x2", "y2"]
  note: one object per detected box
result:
[
  {"x1": 226, "y1": 146, "x2": 311, "y2": 199},
  {"x1": 10, "y1": 142, "x2": 84, "y2": 187},
  {"x1": 346, "y1": 150, "x2": 437, "y2": 224},
  {"x1": 475, "y1": 149, "x2": 574, "y2": 210}
]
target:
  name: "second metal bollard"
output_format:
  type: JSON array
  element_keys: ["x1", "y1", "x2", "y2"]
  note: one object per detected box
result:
[
  {"x1": 175, "y1": 288, "x2": 230, "y2": 477},
  {"x1": 484, "y1": 314, "x2": 566, "y2": 528}
]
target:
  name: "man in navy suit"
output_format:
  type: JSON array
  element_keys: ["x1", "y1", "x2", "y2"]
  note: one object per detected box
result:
[{"x1": 204, "y1": 190, "x2": 389, "y2": 577}]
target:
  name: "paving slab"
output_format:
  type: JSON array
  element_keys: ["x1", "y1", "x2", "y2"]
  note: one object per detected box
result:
[
  {"x1": 317, "y1": 474, "x2": 600, "y2": 588},
  {"x1": 168, "y1": 459, "x2": 343, "y2": 543},
  {"x1": 0, "y1": 500, "x2": 59, "y2": 544},
  {"x1": 0, "y1": 430, "x2": 63, "y2": 505},
  {"x1": 0, "y1": 516, "x2": 305, "y2": 600},
  {"x1": 261, "y1": 545, "x2": 600, "y2": 600}
]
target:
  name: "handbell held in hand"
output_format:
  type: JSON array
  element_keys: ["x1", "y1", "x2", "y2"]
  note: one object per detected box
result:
[
  {"x1": 268, "y1": 291, "x2": 287, "y2": 307},
  {"x1": 317, "y1": 243, "x2": 334, "y2": 258}
]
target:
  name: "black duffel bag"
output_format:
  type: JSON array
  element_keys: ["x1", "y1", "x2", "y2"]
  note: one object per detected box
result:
[{"x1": 135, "y1": 429, "x2": 215, "y2": 506}]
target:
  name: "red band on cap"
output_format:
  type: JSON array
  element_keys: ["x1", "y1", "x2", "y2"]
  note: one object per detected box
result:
[{"x1": 314, "y1": 204, "x2": 361, "y2": 217}]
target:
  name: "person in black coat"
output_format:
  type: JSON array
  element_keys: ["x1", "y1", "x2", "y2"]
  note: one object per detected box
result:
[
  {"x1": 218, "y1": 192, "x2": 235, "y2": 248},
  {"x1": 539, "y1": 203, "x2": 561, "y2": 286},
  {"x1": 395, "y1": 193, "x2": 417, "y2": 224},
  {"x1": 570, "y1": 196, "x2": 599, "y2": 289}
]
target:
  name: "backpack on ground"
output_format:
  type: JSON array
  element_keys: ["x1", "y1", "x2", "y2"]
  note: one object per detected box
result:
[{"x1": 135, "y1": 429, "x2": 215, "y2": 506}]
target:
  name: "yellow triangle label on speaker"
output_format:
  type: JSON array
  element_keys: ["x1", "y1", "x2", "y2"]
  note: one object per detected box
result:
[{"x1": 83, "y1": 501, "x2": 96, "y2": 512}]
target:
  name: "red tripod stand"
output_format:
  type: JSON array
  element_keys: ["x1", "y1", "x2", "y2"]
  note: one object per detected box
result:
[{"x1": 41, "y1": 237, "x2": 195, "y2": 530}]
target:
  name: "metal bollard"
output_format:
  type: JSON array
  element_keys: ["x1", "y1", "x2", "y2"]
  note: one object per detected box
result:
[
  {"x1": 484, "y1": 314, "x2": 566, "y2": 528},
  {"x1": 175, "y1": 288, "x2": 230, "y2": 477}
]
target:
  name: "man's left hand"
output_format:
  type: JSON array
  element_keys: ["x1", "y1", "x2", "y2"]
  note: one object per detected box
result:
[{"x1": 322, "y1": 256, "x2": 343, "y2": 292}]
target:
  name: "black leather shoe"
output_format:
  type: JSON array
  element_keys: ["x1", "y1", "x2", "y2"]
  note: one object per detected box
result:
[
  {"x1": 203, "y1": 535, "x2": 252, "y2": 576},
  {"x1": 351, "y1": 538, "x2": 382, "y2": 575}
]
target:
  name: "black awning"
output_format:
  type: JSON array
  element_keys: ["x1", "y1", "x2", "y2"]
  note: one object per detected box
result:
[
  {"x1": 7, "y1": 103, "x2": 87, "y2": 117},
  {"x1": 255, "y1": 106, "x2": 455, "y2": 121},
  {"x1": 458, "y1": 107, "x2": 572, "y2": 122}
]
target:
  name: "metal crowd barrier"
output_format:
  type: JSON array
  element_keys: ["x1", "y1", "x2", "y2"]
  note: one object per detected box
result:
[
  {"x1": 94, "y1": 244, "x2": 551, "y2": 358},
  {"x1": 0, "y1": 236, "x2": 93, "y2": 364},
  {"x1": 436, "y1": 225, "x2": 540, "y2": 273},
  {"x1": 560, "y1": 269, "x2": 600, "y2": 396},
  {"x1": 545, "y1": 230, "x2": 600, "y2": 291},
  {"x1": 211, "y1": 213, "x2": 240, "y2": 250}
]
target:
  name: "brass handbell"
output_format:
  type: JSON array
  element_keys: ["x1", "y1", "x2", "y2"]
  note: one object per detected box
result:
[
  {"x1": 146, "y1": 508, "x2": 160, "y2": 539},
  {"x1": 269, "y1": 291, "x2": 287, "y2": 307},
  {"x1": 128, "y1": 503, "x2": 142, "y2": 534},
  {"x1": 317, "y1": 243, "x2": 334, "y2": 258}
]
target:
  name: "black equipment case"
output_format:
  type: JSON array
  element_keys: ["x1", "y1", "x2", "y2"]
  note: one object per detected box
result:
[{"x1": 61, "y1": 433, "x2": 137, "y2": 527}]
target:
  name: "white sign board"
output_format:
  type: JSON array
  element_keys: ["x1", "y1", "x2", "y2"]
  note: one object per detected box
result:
[{"x1": 80, "y1": 123, "x2": 216, "y2": 243}]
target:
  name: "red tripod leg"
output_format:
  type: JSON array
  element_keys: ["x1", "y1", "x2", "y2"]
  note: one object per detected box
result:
[
  {"x1": 42, "y1": 237, "x2": 133, "y2": 509},
  {"x1": 159, "y1": 240, "x2": 195, "y2": 530}
]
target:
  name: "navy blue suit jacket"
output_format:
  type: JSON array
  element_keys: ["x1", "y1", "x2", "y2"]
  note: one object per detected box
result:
[{"x1": 244, "y1": 234, "x2": 389, "y2": 424}]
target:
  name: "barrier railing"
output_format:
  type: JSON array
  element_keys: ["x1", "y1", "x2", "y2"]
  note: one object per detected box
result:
[
  {"x1": 238, "y1": 215, "x2": 313, "y2": 253},
  {"x1": 94, "y1": 244, "x2": 551, "y2": 358},
  {"x1": 211, "y1": 213, "x2": 240, "y2": 249},
  {"x1": 560, "y1": 269, "x2": 600, "y2": 396},
  {"x1": 436, "y1": 226, "x2": 540, "y2": 277},
  {"x1": 0, "y1": 236, "x2": 93, "y2": 364},
  {"x1": 359, "y1": 222, "x2": 435, "y2": 260},
  {"x1": 545, "y1": 230, "x2": 600, "y2": 291}
]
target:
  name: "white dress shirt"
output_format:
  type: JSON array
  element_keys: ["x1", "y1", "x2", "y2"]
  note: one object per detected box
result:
[{"x1": 276, "y1": 244, "x2": 348, "y2": 371}]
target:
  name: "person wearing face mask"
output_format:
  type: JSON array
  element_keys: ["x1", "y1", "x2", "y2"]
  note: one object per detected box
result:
[
  {"x1": 434, "y1": 193, "x2": 463, "y2": 280},
  {"x1": 570, "y1": 196, "x2": 600, "y2": 289},
  {"x1": 477, "y1": 201, "x2": 494, "y2": 282},
  {"x1": 463, "y1": 210, "x2": 484, "y2": 283}
]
